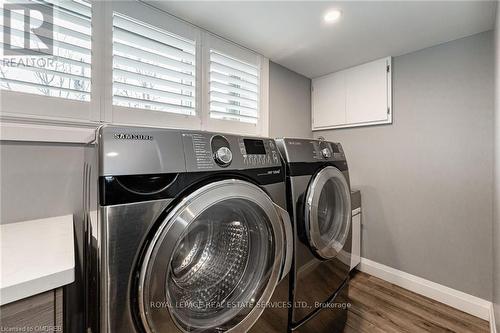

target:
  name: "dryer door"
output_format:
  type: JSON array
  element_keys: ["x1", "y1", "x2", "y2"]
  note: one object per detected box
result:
[
  {"x1": 305, "y1": 166, "x2": 351, "y2": 259},
  {"x1": 138, "y1": 179, "x2": 290, "y2": 333}
]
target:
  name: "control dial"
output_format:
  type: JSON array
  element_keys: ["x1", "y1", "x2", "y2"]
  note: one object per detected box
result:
[
  {"x1": 321, "y1": 147, "x2": 332, "y2": 159},
  {"x1": 211, "y1": 135, "x2": 232, "y2": 167},
  {"x1": 215, "y1": 146, "x2": 233, "y2": 166}
]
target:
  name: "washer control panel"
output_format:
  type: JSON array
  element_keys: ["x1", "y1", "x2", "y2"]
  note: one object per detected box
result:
[
  {"x1": 182, "y1": 131, "x2": 281, "y2": 172},
  {"x1": 238, "y1": 138, "x2": 280, "y2": 167}
]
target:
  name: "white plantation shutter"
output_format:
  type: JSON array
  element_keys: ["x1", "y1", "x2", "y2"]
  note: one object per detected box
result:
[
  {"x1": 1, "y1": 0, "x2": 269, "y2": 140},
  {"x1": 112, "y1": 13, "x2": 196, "y2": 116},
  {"x1": 209, "y1": 50, "x2": 260, "y2": 124},
  {"x1": 0, "y1": 0, "x2": 91, "y2": 101}
]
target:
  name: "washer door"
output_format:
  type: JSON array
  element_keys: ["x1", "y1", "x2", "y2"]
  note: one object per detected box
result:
[
  {"x1": 305, "y1": 166, "x2": 351, "y2": 260},
  {"x1": 138, "y1": 179, "x2": 288, "y2": 333}
]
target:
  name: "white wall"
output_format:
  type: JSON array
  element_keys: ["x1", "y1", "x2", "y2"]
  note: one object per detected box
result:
[{"x1": 315, "y1": 31, "x2": 495, "y2": 300}]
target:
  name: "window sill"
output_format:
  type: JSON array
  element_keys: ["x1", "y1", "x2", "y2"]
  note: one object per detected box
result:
[{"x1": 0, "y1": 117, "x2": 98, "y2": 144}]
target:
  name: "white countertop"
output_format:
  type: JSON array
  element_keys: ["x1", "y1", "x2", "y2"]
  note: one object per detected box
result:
[{"x1": 0, "y1": 215, "x2": 75, "y2": 306}]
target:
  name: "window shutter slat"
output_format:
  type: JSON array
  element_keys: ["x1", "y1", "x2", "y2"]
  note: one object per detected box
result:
[
  {"x1": 210, "y1": 52, "x2": 259, "y2": 76},
  {"x1": 0, "y1": 0, "x2": 91, "y2": 102},
  {"x1": 3, "y1": 65, "x2": 90, "y2": 82},
  {"x1": 114, "y1": 82, "x2": 195, "y2": 104},
  {"x1": 210, "y1": 101, "x2": 259, "y2": 115},
  {"x1": 114, "y1": 55, "x2": 194, "y2": 82},
  {"x1": 210, "y1": 61, "x2": 259, "y2": 85},
  {"x1": 209, "y1": 50, "x2": 260, "y2": 124},
  {"x1": 210, "y1": 71, "x2": 258, "y2": 92},
  {"x1": 114, "y1": 42, "x2": 195, "y2": 73},
  {"x1": 210, "y1": 81, "x2": 258, "y2": 100},
  {"x1": 114, "y1": 28, "x2": 195, "y2": 63},
  {"x1": 112, "y1": 13, "x2": 196, "y2": 116},
  {"x1": 0, "y1": 77, "x2": 91, "y2": 96},
  {"x1": 30, "y1": 0, "x2": 91, "y2": 27},
  {"x1": 4, "y1": 26, "x2": 91, "y2": 56},
  {"x1": 113, "y1": 15, "x2": 195, "y2": 54},
  {"x1": 114, "y1": 68, "x2": 195, "y2": 94},
  {"x1": 114, "y1": 95, "x2": 195, "y2": 116},
  {"x1": 42, "y1": 0, "x2": 92, "y2": 18},
  {"x1": 7, "y1": 10, "x2": 91, "y2": 42},
  {"x1": 210, "y1": 91, "x2": 258, "y2": 108}
]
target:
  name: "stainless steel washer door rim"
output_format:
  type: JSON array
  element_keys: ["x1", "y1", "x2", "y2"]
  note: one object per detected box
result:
[
  {"x1": 138, "y1": 179, "x2": 286, "y2": 333},
  {"x1": 305, "y1": 166, "x2": 351, "y2": 259}
]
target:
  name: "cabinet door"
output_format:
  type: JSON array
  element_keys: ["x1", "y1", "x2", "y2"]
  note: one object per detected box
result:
[
  {"x1": 0, "y1": 288, "x2": 63, "y2": 331},
  {"x1": 311, "y1": 57, "x2": 392, "y2": 130},
  {"x1": 346, "y1": 57, "x2": 390, "y2": 125},
  {"x1": 312, "y1": 70, "x2": 346, "y2": 129}
]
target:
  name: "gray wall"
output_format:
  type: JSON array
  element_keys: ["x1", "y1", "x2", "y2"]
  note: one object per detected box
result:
[
  {"x1": 315, "y1": 31, "x2": 495, "y2": 300},
  {"x1": 269, "y1": 61, "x2": 312, "y2": 138},
  {"x1": 0, "y1": 142, "x2": 89, "y2": 224},
  {"x1": 494, "y1": 4, "x2": 500, "y2": 329}
]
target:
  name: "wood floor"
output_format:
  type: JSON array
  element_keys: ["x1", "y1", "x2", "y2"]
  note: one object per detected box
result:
[{"x1": 345, "y1": 271, "x2": 490, "y2": 333}]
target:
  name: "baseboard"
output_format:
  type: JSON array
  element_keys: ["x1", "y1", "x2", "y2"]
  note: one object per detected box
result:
[
  {"x1": 357, "y1": 258, "x2": 492, "y2": 322},
  {"x1": 491, "y1": 303, "x2": 498, "y2": 333}
]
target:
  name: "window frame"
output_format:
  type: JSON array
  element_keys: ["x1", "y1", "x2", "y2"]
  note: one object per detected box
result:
[{"x1": 0, "y1": 0, "x2": 270, "y2": 142}]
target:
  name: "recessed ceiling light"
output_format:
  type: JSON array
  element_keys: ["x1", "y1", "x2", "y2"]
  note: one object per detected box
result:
[{"x1": 324, "y1": 9, "x2": 342, "y2": 23}]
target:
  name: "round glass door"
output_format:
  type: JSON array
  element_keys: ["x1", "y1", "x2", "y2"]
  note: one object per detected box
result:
[
  {"x1": 138, "y1": 180, "x2": 285, "y2": 333},
  {"x1": 305, "y1": 166, "x2": 351, "y2": 259}
]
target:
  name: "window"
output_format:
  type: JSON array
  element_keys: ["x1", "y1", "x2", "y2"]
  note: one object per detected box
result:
[
  {"x1": 112, "y1": 13, "x2": 196, "y2": 116},
  {"x1": 0, "y1": 0, "x2": 91, "y2": 101},
  {"x1": 0, "y1": 1, "x2": 269, "y2": 142},
  {"x1": 209, "y1": 50, "x2": 260, "y2": 124},
  {"x1": 203, "y1": 33, "x2": 268, "y2": 135}
]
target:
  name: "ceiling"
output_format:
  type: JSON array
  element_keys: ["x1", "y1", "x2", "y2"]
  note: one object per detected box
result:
[{"x1": 146, "y1": 1, "x2": 497, "y2": 78}]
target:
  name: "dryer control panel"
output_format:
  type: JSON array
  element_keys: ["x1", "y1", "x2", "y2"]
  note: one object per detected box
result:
[
  {"x1": 311, "y1": 140, "x2": 345, "y2": 161},
  {"x1": 275, "y1": 138, "x2": 346, "y2": 164},
  {"x1": 182, "y1": 131, "x2": 282, "y2": 172}
]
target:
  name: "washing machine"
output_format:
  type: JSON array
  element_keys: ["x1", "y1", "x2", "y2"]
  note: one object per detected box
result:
[
  {"x1": 76, "y1": 125, "x2": 293, "y2": 333},
  {"x1": 275, "y1": 138, "x2": 352, "y2": 332}
]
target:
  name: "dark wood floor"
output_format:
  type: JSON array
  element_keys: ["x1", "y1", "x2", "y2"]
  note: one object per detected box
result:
[{"x1": 346, "y1": 271, "x2": 490, "y2": 333}]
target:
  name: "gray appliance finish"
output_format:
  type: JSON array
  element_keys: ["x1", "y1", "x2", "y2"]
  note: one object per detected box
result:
[
  {"x1": 276, "y1": 138, "x2": 352, "y2": 332},
  {"x1": 76, "y1": 125, "x2": 294, "y2": 333},
  {"x1": 351, "y1": 190, "x2": 361, "y2": 212}
]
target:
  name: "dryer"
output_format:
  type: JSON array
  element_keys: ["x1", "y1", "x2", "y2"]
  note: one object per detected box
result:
[
  {"x1": 75, "y1": 125, "x2": 293, "y2": 333},
  {"x1": 276, "y1": 138, "x2": 352, "y2": 332}
]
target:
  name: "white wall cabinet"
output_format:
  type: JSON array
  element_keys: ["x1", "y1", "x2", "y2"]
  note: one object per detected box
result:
[{"x1": 312, "y1": 57, "x2": 392, "y2": 130}]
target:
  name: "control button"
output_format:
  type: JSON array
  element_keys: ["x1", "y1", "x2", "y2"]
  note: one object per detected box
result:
[
  {"x1": 321, "y1": 148, "x2": 332, "y2": 159},
  {"x1": 215, "y1": 147, "x2": 232, "y2": 166}
]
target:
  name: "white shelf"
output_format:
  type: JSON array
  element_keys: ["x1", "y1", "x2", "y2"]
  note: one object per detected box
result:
[
  {"x1": 0, "y1": 118, "x2": 98, "y2": 144},
  {"x1": 0, "y1": 215, "x2": 75, "y2": 305}
]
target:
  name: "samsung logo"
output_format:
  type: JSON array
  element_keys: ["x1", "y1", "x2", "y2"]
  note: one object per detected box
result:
[{"x1": 113, "y1": 133, "x2": 154, "y2": 141}]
